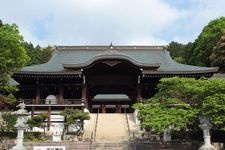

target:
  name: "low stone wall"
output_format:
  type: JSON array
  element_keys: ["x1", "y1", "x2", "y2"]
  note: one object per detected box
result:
[
  {"x1": 2, "y1": 140, "x2": 224, "y2": 150},
  {"x1": 25, "y1": 141, "x2": 91, "y2": 150},
  {"x1": 133, "y1": 140, "x2": 224, "y2": 150}
]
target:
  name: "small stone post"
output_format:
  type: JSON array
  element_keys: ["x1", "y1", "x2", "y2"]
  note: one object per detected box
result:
[
  {"x1": 52, "y1": 124, "x2": 62, "y2": 142},
  {"x1": 10, "y1": 101, "x2": 29, "y2": 150},
  {"x1": 198, "y1": 116, "x2": 216, "y2": 150},
  {"x1": 133, "y1": 109, "x2": 140, "y2": 125},
  {"x1": 163, "y1": 126, "x2": 172, "y2": 142}
]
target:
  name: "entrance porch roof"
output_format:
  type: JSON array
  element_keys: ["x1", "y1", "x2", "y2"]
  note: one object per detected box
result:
[{"x1": 93, "y1": 94, "x2": 129, "y2": 101}]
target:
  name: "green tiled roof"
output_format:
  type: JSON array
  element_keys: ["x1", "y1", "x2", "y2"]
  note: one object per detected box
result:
[
  {"x1": 9, "y1": 78, "x2": 19, "y2": 86},
  {"x1": 19, "y1": 45, "x2": 218, "y2": 74},
  {"x1": 94, "y1": 94, "x2": 129, "y2": 100}
]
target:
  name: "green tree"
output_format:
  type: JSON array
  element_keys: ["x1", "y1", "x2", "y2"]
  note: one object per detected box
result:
[
  {"x1": 23, "y1": 42, "x2": 42, "y2": 66},
  {"x1": 167, "y1": 41, "x2": 186, "y2": 63},
  {"x1": 61, "y1": 108, "x2": 90, "y2": 135},
  {"x1": 40, "y1": 46, "x2": 53, "y2": 64},
  {"x1": 134, "y1": 77, "x2": 225, "y2": 134},
  {"x1": 183, "y1": 42, "x2": 194, "y2": 64},
  {"x1": 167, "y1": 41, "x2": 193, "y2": 64},
  {"x1": 203, "y1": 94, "x2": 225, "y2": 130},
  {"x1": 210, "y1": 30, "x2": 225, "y2": 72},
  {"x1": 27, "y1": 113, "x2": 48, "y2": 135},
  {"x1": 201, "y1": 78, "x2": 225, "y2": 130},
  {"x1": 1, "y1": 112, "x2": 17, "y2": 132},
  {"x1": 134, "y1": 98, "x2": 198, "y2": 133},
  {"x1": 133, "y1": 77, "x2": 202, "y2": 133},
  {"x1": 188, "y1": 17, "x2": 225, "y2": 66},
  {"x1": 0, "y1": 22, "x2": 29, "y2": 104},
  {"x1": 24, "y1": 43, "x2": 53, "y2": 65}
]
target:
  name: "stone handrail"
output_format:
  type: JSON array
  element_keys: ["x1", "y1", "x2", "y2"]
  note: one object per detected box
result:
[
  {"x1": 124, "y1": 108, "x2": 131, "y2": 140},
  {"x1": 93, "y1": 108, "x2": 99, "y2": 141}
]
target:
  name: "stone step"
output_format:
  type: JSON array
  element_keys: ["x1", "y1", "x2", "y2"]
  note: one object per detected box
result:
[
  {"x1": 93, "y1": 142, "x2": 134, "y2": 150},
  {"x1": 95, "y1": 113, "x2": 129, "y2": 141},
  {"x1": 83, "y1": 113, "x2": 142, "y2": 142}
]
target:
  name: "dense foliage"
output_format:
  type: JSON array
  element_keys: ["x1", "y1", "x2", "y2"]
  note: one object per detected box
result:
[
  {"x1": 168, "y1": 17, "x2": 225, "y2": 71},
  {"x1": 24, "y1": 42, "x2": 53, "y2": 66},
  {"x1": 167, "y1": 41, "x2": 193, "y2": 64},
  {"x1": 27, "y1": 113, "x2": 48, "y2": 135},
  {"x1": 61, "y1": 108, "x2": 90, "y2": 135},
  {"x1": 0, "y1": 21, "x2": 53, "y2": 106},
  {"x1": 40, "y1": 46, "x2": 54, "y2": 64},
  {"x1": 189, "y1": 17, "x2": 225, "y2": 66},
  {"x1": 27, "y1": 113, "x2": 48, "y2": 129},
  {"x1": 210, "y1": 30, "x2": 225, "y2": 71},
  {"x1": 134, "y1": 98, "x2": 198, "y2": 133},
  {"x1": 1, "y1": 112, "x2": 17, "y2": 132},
  {"x1": 23, "y1": 42, "x2": 42, "y2": 66},
  {"x1": 134, "y1": 77, "x2": 225, "y2": 133},
  {"x1": 0, "y1": 23, "x2": 29, "y2": 104}
]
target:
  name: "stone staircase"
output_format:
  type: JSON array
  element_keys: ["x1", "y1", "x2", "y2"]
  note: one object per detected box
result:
[
  {"x1": 95, "y1": 113, "x2": 129, "y2": 141},
  {"x1": 84, "y1": 113, "x2": 141, "y2": 142},
  {"x1": 93, "y1": 141, "x2": 135, "y2": 150}
]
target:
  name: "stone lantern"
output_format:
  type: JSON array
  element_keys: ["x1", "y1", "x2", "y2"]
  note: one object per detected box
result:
[
  {"x1": 198, "y1": 116, "x2": 216, "y2": 150},
  {"x1": 10, "y1": 101, "x2": 29, "y2": 150}
]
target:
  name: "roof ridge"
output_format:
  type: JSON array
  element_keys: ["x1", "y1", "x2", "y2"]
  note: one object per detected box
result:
[{"x1": 55, "y1": 45, "x2": 167, "y2": 51}]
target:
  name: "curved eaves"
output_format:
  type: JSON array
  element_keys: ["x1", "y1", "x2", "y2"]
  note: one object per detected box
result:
[{"x1": 63, "y1": 54, "x2": 161, "y2": 69}]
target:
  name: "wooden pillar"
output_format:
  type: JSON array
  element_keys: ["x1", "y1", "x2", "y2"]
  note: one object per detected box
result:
[
  {"x1": 117, "y1": 104, "x2": 121, "y2": 113},
  {"x1": 137, "y1": 85, "x2": 142, "y2": 101},
  {"x1": 35, "y1": 78, "x2": 40, "y2": 104},
  {"x1": 59, "y1": 85, "x2": 64, "y2": 104},
  {"x1": 31, "y1": 107, "x2": 35, "y2": 117},
  {"x1": 31, "y1": 99, "x2": 35, "y2": 118},
  {"x1": 101, "y1": 104, "x2": 106, "y2": 113},
  {"x1": 82, "y1": 75, "x2": 88, "y2": 108},
  {"x1": 137, "y1": 75, "x2": 142, "y2": 102}
]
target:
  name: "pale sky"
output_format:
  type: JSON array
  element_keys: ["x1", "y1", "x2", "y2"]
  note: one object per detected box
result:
[{"x1": 1, "y1": 0, "x2": 225, "y2": 46}]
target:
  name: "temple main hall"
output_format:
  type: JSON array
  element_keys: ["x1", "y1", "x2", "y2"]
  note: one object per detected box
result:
[{"x1": 12, "y1": 45, "x2": 218, "y2": 128}]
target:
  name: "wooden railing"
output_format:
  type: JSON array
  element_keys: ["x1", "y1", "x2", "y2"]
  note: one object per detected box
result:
[{"x1": 23, "y1": 99, "x2": 82, "y2": 105}]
